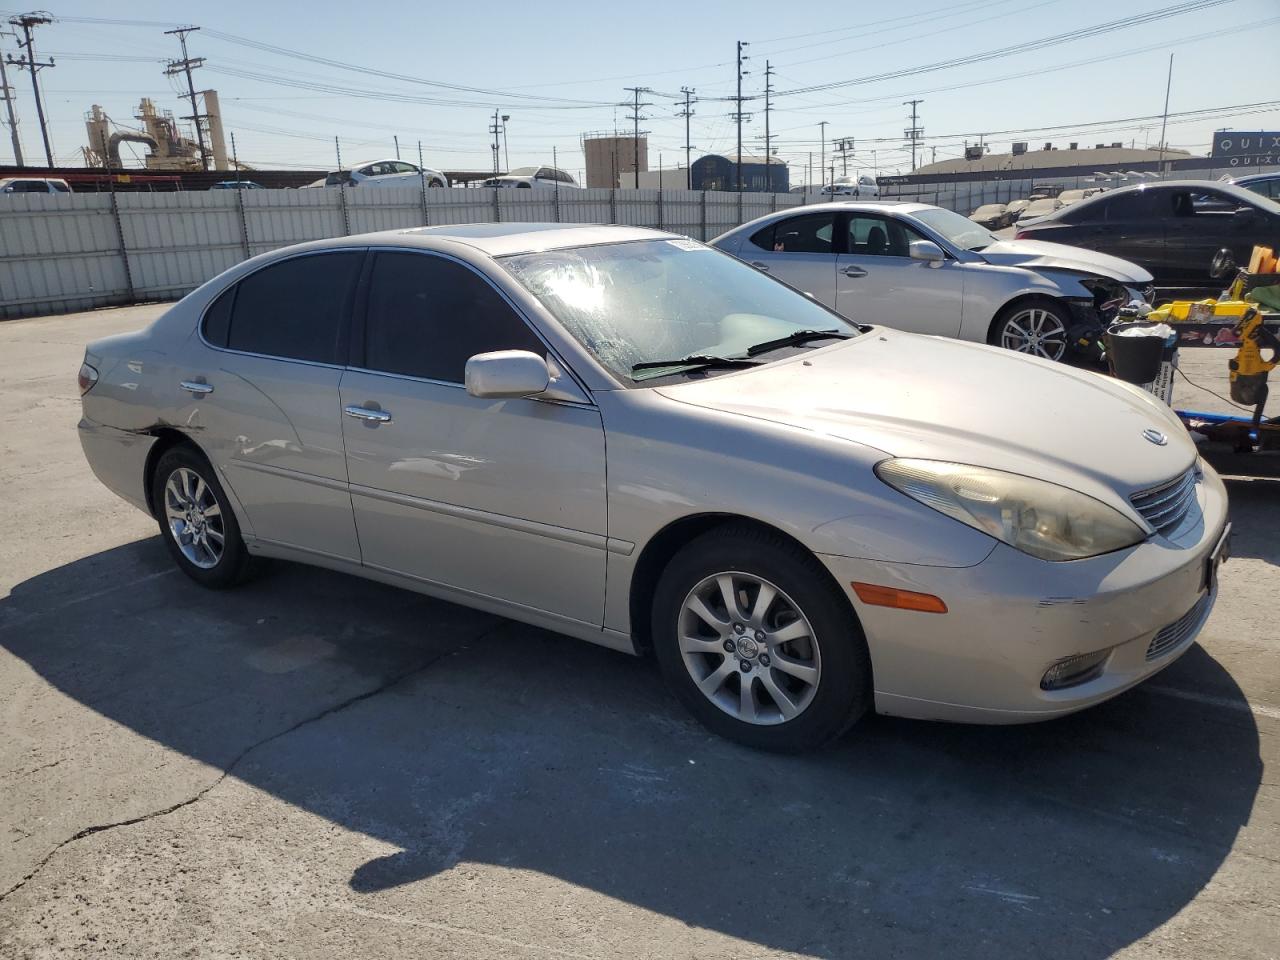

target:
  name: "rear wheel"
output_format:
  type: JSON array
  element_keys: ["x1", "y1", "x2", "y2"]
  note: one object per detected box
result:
[
  {"x1": 151, "y1": 445, "x2": 254, "y2": 588},
  {"x1": 651, "y1": 525, "x2": 872, "y2": 752},
  {"x1": 991, "y1": 299, "x2": 1071, "y2": 362}
]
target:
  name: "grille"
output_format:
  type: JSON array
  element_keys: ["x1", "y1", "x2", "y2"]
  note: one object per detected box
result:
[
  {"x1": 1146, "y1": 594, "x2": 1211, "y2": 661},
  {"x1": 1130, "y1": 468, "x2": 1198, "y2": 535}
]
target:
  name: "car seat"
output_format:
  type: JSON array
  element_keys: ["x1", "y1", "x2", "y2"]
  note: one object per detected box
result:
[{"x1": 866, "y1": 226, "x2": 888, "y2": 256}]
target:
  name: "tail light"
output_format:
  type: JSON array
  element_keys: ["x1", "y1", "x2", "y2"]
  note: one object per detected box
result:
[
  {"x1": 77, "y1": 361, "x2": 98, "y2": 395},
  {"x1": 1014, "y1": 230, "x2": 1030, "y2": 240}
]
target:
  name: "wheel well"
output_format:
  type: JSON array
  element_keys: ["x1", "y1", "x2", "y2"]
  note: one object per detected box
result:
[
  {"x1": 627, "y1": 513, "x2": 856, "y2": 656},
  {"x1": 141, "y1": 428, "x2": 200, "y2": 518},
  {"x1": 987, "y1": 293, "x2": 1069, "y2": 345}
]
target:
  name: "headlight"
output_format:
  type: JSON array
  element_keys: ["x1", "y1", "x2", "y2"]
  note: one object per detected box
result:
[{"x1": 875, "y1": 459, "x2": 1146, "y2": 562}]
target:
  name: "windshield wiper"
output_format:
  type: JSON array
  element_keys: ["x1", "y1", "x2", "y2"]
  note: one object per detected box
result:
[
  {"x1": 630, "y1": 355, "x2": 761, "y2": 376},
  {"x1": 745, "y1": 328, "x2": 851, "y2": 357}
]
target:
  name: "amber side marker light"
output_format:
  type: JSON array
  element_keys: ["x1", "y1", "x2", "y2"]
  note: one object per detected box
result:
[{"x1": 851, "y1": 582, "x2": 948, "y2": 614}]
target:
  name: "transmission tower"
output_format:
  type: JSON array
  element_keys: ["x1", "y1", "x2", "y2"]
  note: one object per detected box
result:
[
  {"x1": 164, "y1": 26, "x2": 210, "y2": 171},
  {"x1": 6, "y1": 13, "x2": 54, "y2": 167}
]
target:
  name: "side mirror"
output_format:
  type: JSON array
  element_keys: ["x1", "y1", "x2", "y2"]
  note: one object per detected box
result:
[
  {"x1": 465, "y1": 350, "x2": 550, "y2": 399},
  {"x1": 909, "y1": 240, "x2": 945, "y2": 263}
]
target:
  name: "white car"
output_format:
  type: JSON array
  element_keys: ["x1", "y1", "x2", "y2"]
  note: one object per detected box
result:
[
  {"x1": 481, "y1": 166, "x2": 580, "y2": 189},
  {"x1": 0, "y1": 177, "x2": 71, "y2": 194},
  {"x1": 1016, "y1": 197, "x2": 1062, "y2": 222},
  {"x1": 325, "y1": 159, "x2": 449, "y2": 189},
  {"x1": 822, "y1": 174, "x2": 879, "y2": 198},
  {"x1": 1058, "y1": 187, "x2": 1106, "y2": 207},
  {"x1": 711, "y1": 201, "x2": 1153, "y2": 362}
]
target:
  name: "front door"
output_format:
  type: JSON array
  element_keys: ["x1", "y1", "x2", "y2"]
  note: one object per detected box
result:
[
  {"x1": 339, "y1": 250, "x2": 609, "y2": 627},
  {"x1": 736, "y1": 211, "x2": 839, "y2": 309},
  {"x1": 833, "y1": 212, "x2": 963, "y2": 336}
]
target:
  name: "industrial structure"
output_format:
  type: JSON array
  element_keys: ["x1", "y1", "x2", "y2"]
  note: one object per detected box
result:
[
  {"x1": 912, "y1": 142, "x2": 1191, "y2": 177},
  {"x1": 582, "y1": 132, "x2": 647, "y2": 188},
  {"x1": 83, "y1": 96, "x2": 229, "y2": 172}
]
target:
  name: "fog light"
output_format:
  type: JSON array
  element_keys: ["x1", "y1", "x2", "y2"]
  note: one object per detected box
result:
[{"x1": 1040, "y1": 648, "x2": 1112, "y2": 691}]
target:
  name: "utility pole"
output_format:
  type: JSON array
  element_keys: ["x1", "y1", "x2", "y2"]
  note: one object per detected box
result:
[
  {"x1": 0, "y1": 30, "x2": 22, "y2": 166},
  {"x1": 818, "y1": 121, "x2": 828, "y2": 190},
  {"x1": 676, "y1": 87, "x2": 696, "y2": 190},
  {"x1": 489, "y1": 109, "x2": 503, "y2": 175},
  {"x1": 6, "y1": 13, "x2": 53, "y2": 167},
  {"x1": 1158, "y1": 53, "x2": 1173, "y2": 177},
  {"x1": 502, "y1": 116, "x2": 510, "y2": 173},
  {"x1": 164, "y1": 26, "x2": 209, "y2": 171},
  {"x1": 835, "y1": 137, "x2": 853, "y2": 178},
  {"x1": 762, "y1": 60, "x2": 775, "y2": 190},
  {"x1": 904, "y1": 98, "x2": 924, "y2": 172},
  {"x1": 732, "y1": 41, "x2": 751, "y2": 191},
  {"x1": 393, "y1": 134, "x2": 400, "y2": 160},
  {"x1": 623, "y1": 86, "x2": 651, "y2": 189}
]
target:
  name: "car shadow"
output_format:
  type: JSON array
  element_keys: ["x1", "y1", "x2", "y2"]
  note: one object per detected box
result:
[{"x1": 1, "y1": 538, "x2": 1263, "y2": 959}]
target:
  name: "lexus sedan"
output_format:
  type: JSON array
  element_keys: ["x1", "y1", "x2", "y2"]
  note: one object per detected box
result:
[
  {"x1": 711, "y1": 202, "x2": 1153, "y2": 362},
  {"x1": 970, "y1": 203, "x2": 1010, "y2": 229},
  {"x1": 79, "y1": 224, "x2": 1227, "y2": 751},
  {"x1": 481, "y1": 166, "x2": 580, "y2": 189},
  {"x1": 1014, "y1": 180, "x2": 1280, "y2": 288}
]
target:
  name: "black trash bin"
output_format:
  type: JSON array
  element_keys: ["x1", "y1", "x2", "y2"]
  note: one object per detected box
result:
[{"x1": 1106, "y1": 321, "x2": 1172, "y2": 385}]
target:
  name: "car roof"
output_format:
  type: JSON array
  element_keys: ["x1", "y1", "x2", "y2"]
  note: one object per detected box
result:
[
  {"x1": 302, "y1": 223, "x2": 677, "y2": 258},
  {"x1": 1232, "y1": 171, "x2": 1280, "y2": 184}
]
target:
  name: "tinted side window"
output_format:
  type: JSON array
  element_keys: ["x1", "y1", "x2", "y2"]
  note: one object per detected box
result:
[
  {"x1": 847, "y1": 214, "x2": 919, "y2": 257},
  {"x1": 201, "y1": 288, "x2": 235, "y2": 347},
  {"x1": 752, "y1": 213, "x2": 834, "y2": 253},
  {"x1": 364, "y1": 252, "x2": 545, "y2": 383},
  {"x1": 1102, "y1": 193, "x2": 1155, "y2": 221},
  {"x1": 227, "y1": 252, "x2": 362, "y2": 363}
]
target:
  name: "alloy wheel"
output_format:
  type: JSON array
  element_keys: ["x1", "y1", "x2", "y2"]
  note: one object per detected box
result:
[
  {"x1": 163, "y1": 466, "x2": 226, "y2": 569},
  {"x1": 678, "y1": 572, "x2": 822, "y2": 725},
  {"x1": 1000, "y1": 307, "x2": 1068, "y2": 361}
]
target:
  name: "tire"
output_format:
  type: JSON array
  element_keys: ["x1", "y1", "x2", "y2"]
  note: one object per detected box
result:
[
  {"x1": 990, "y1": 298, "x2": 1072, "y2": 362},
  {"x1": 651, "y1": 524, "x2": 872, "y2": 752},
  {"x1": 151, "y1": 445, "x2": 255, "y2": 588}
]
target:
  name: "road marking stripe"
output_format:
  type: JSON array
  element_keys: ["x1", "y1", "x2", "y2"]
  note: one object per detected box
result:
[{"x1": 1143, "y1": 684, "x2": 1280, "y2": 721}]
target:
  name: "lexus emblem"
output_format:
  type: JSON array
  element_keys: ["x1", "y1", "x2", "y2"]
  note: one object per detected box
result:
[{"x1": 1142, "y1": 428, "x2": 1168, "y2": 446}]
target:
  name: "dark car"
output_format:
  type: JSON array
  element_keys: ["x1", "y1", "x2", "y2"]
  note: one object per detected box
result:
[{"x1": 1014, "y1": 180, "x2": 1280, "y2": 288}]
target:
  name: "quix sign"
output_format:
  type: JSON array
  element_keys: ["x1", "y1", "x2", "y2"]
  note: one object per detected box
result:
[{"x1": 1211, "y1": 131, "x2": 1280, "y2": 167}]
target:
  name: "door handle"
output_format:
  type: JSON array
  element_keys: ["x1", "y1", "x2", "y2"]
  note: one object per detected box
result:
[
  {"x1": 842, "y1": 265, "x2": 868, "y2": 278},
  {"x1": 344, "y1": 404, "x2": 392, "y2": 424},
  {"x1": 180, "y1": 380, "x2": 214, "y2": 395}
]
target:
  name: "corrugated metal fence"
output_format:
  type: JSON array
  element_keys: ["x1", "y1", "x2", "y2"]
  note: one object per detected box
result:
[{"x1": 0, "y1": 187, "x2": 804, "y2": 320}]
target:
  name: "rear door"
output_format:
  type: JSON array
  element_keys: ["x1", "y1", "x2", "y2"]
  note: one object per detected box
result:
[
  {"x1": 833, "y1": 211, "x2": 963, "y2": 336},
  {"x1": 1073, "y1": 190, "x2": 1165, "y2": 272},
  {"x1": 339, "y1": 250, "x2": 608, "y2": 627},
  {"x1": 186, "y1": 249, "x2": 364, "y2": 560},
  {"x1": 736, "y1": 211, "x2": 839, "y2": 308}
]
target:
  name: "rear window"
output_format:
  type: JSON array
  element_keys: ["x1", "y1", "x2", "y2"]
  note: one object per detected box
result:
[
  {"x1": 749, "y1": 212, "x2": 835, "y2": 253},
  {"x1": 223, "y1": 252, "x2": 363, "y2": 363}
]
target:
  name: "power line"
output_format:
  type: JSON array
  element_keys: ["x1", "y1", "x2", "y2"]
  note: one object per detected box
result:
[{"x1": 774, "y1": 0, "x2": 1238, "y2": 97}]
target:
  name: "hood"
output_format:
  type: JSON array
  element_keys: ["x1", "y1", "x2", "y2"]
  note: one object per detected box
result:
[
  {"x1": 977, "y1": 238, "x2": 1153, "y2": 285},
  {"x1": 655, "y1": 331, "x2": 1193, "y2": 510}
]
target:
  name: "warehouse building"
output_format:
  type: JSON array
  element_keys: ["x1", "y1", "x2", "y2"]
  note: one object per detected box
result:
[{"x1": 690, "y1": 154, "x2": 788, "y2": 192}]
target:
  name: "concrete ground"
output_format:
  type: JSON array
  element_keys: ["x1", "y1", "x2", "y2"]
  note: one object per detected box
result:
[{"x1": 1, "y1": 304, "x2": 1277, "y2": 960}]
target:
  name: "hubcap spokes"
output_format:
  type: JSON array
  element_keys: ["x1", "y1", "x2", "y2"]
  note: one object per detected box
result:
[
  {"x1": 679, "y1": 572, "x2": 821, "y2": 725},
  {"x1": 1002, "y1": 308, "x2": 1067, "y2": 361},
  {"x1": 163, "y1": 467, "x2": 225, "y2": 569}
]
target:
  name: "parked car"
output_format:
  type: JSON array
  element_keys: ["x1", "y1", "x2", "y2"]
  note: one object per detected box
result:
[
  {"x1": 1229, "y1": 171, "x2": 1280, "y2": 201},
  {"x1": 1058, "y1": 187, "x2": 1108, "y2": 207},
  {"x1": 823, "y1": 174, "x2": 880, "y2": 198},
  {"x1": 0, "y1": 176, "x2": 71, "y2": 194},
  {"x1": 481, "y1": 166, "x2": 580, "y2": 189},
  {"x1": 77, "y1": 224, "x2": 1226, "y2": 751},
  {"x1": 711, "y1": 201, "x2": 1152, "y2": 362},
  {"x1": 1013, "y1": 180, "x2": 1280, "y2": 287},
  {"x1": 1005, "y1": 198, "x2": 1031, "y2": 219},
  {"x1": 970, "y1": 203, "x2": 1010, "y2": 229},
  {"x1": 1016, "y1": 197, "x2": 1062, "y2": 222},
  {"x1": 210, "y1": 180, "x2": 264, "y2": 190},
  {"x1": 325, "y1": 159, "x2": 449, "y2": 189}
]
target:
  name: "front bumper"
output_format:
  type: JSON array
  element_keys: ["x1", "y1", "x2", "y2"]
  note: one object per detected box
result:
[{"x1": 817, "y1": 465, "x2": 1228, "y2": 723}]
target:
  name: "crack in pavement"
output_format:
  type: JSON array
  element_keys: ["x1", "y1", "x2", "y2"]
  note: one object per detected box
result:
[{"x1": 0, "y1": 622, "x2": 504, "y2": 905}]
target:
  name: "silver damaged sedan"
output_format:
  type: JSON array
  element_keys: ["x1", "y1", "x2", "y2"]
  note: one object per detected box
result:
[{"x1": 78, "y1": 224, "x2": 1229, "y2": 751}]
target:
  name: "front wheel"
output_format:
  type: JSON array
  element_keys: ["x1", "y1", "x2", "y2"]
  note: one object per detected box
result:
[
  {"x1": 651, "y1": 525, "x2": 872, "y2": 752},
  {"x1": 991, "y1": 299, "x2": 1071, "y2": 362}
]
